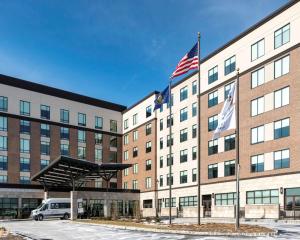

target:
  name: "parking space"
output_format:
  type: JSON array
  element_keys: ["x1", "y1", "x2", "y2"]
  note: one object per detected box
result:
[{"x1": 1, "y1": 219, "x2": 300, "y2": 240}]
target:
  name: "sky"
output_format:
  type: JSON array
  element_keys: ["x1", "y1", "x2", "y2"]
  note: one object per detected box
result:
[{"x1": 0, "y1": 0, "x2": 288, "y2": 107}]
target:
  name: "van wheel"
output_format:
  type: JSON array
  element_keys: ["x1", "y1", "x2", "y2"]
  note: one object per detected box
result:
[
  {"x1": 34, "y1": 216, "x2": 38, "y2": 221},
  {"x1": 63, "y1": 213, "x2": 69, "y2": 220},
  {"x1": 38, "y1": 214, "x2": 44, "y2": 221}
]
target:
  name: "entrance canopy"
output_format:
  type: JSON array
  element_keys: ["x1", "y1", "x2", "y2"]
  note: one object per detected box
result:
[{"x1": 31, "y1": 156, "x2": 131, "y2": 189}]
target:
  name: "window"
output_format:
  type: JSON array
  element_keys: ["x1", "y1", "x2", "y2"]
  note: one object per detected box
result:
[
  {"x1": 132, "y1": 180, "x2": 138, "y2": 189},
  {"x1": 95, "y1": 149, "x2": 102, "y2": 162},
  {"x1": 133, "y1": 113, "x2": 138, "y2": 125},
  {"x1": 208, "y1": 115, "x2": 218, "y2": 131},
  {"x1": 251, "y1": 125, "x2": 264, "y2": 144},
  {"x1": 146, "y1": 105, "x2": 152, "y2": 118},
  {"x1": 251, "y1": 96, "x2": 264, "y2": 116},
  {"x1": 78, "y1": 113, "x2": 86, "y2": 126},
  {"x1": 274, "y1": 118, "x2": 290, "y2": 139},
  {"x1": 159, "y1": 137, "x2": 163, "y2": 149},
  {"x1": 110, "y1": 120, "x2": 117, "y2": 132},
  {"x1": 95, "y1": 116, "x2": 103, "y2": 130},
  {"x1": 166, "y1": 134, "x2": 173, "y2": 147},
  {"x1": 167, "y1": 114, "x2": 174, "y2": 127},
  {"x1": 192, "y1": 102, "x2": 197, "y2": 117},
  {"x1": 145, "y1": 177, "x2": 152, "y2": 189},
  {"x1": 0, "y1": 136, "x2": 7, "y2": 151},
  {"x1": 123, "y1": 134, "x2": 128, "y2": 145},
  {"x1": 0, "y1": 156, "x2": 7, "y2": 170},
  {"x1": 160, "y1": 156, "x2": 163, "y2": 168},
  {"x1": 180, "y1": 170, "x2": 188, "y2": 184},
  {"x1": 192, "y1": 81, "x2": 197, "y2": 95},
  {"x1": 95, "y1": 133, "x2": 103, "y2": 145},
  {"x1": 20, "y1": 158, "x2": 30, "y2": 172},
  {"x1": 179, "y1": 196, "x2": 197, "y2": 207},
  {"x1": 208, "y1": 90, "x2": 218, "y2": 108},
  {"x1": 215, "y1": 192, "x2": 236, "y2": 206},
  {"x1": 224, "y1": 134, "x2": 235, "y2": 151},
  {"x1": 123, "y1": 182, "x2": 128, "y2": 189},
  {"x1": 247, "y1": 189, "x2": 279, "y2": 204},
  {"x1": 40, "y1": 124, "x2": 50, "y2": 138},
  {"x1": 160, "y1": 119, "x2": 163, "y2": 131},
  {"x1": 166, "y1": 174, "x2": 173, "y2": 186},
  {"x1": 60, "y1": 127, "x2": 69, "y2": 140},
  {"x1": 274, "y1": 149, "x2": 290, "y2": 169},
  {"x1": 123, "y1": 150, "x2": 128, "y2": 161},
  {"x1": 20, "y1": 100, "x2": 30, "y2": 116},
  {"x1": 20, "y1": 176, "x2": 30, "y2": 184},
  {"x1": 251, "y1": 154, "x2": 264, "y2": 172},
  {"x1": 274, "y1": 55, "x2": 290, "y2": 78},
  {"x1": 0, "y1": 176, "x2": 7, "y2": 183},
  {"x1": 159, "y1": 175, "x2": 163, "y2": 187},
  {"x1": 109, "y1": 151, "x2": 117, "y2": 162},
  {"x1": 133, "y1": 163, "x2": 138, "y2": 174},
  {"x1": 60, "y1": 109, "x2": 69, "y2": 123},
  {"x1": 180, "y1": 128, "x2": 188, "y2": 142},
  {"x1": 146, "y1": 141, "x2": 152, "y2": 153},
  {"x1": 146, "y1": 123, "x2": 152, "y2": 135},
  {"x1": 224, "y1": 56, "x2": 236, "y2": 75},
  {"x1": 143, "y1": 199, "x2": 152, "y2": 208},
  {"x1": 133, "y1": 147, "x2": 138, "y2": 157},
  {"x1": 165, "y1": 197, "x2": 176, "y2": 207},
  {"x1": 192, "y1": 125, "x2": 197, "y2": 138},
  {"x1": 41, "y1": 141, "x2": 50, "y2": 155},
  {"x1": 0, "y1": 97, "x2": 8, "y2": 112},
  {"x1": 180, "y1": 108, "x2": 188, "y2": 122},
  {"x1": 78, "y1": 146, "x2": 86, "y2": 159},
  {"x1": 40, "y1": 159, "x2": 49, "y2": 170},
  {"x1": 124, "y1": 168, "x2": 129, "y2": 176},
  {"x1": 192, "y1": 168, "x2": 197, "y2": 182},
  {"x1": 274, "y1": 24, "x2": 290, "y2": 49},
  {"x1": 208, "y1": 139, "x2": 218, "y2": 155},
  {"x1": 224, "y1": 160, "x2": 235, "y2": 176},
  {"x1": 251, "y1": 67, "x2": 265, "y2": 88},
  {"x1": 208, "y1": 66, "x2": 218, "y2": 84},
  {"x1": 274, "y1": 87, "x2": 289, "y2": 109},
  {"x1": 123, "y1": 119, "x2": 128, "y2": 130},
  {"x1": 110, "y1": 136, "x2": 117, "y2": 148},
  {"x1": 192, "y1": 146, "x2": 197, "y2": 160},
  {"x1": 0, "y1": 116, "x2": 7, "y2": 131},
  {"x1": 133, "y1": 130, "x2": 138, "y2": 141},
  {"x1": 60, "y1": 144, "x2": 69, "y2": 156},
  {"x1": 78, "y1": 130, "x2": 86, "y2": 143},
  {"x1": 180, "y1": 86, "x2": 188, "y2": 101},
  {"x1": 251, "y1": 38, "x2": 264, "y2": 61},
  {"x1": 146, "y1": 159, "x2": 152, "y2": 171},
  {"x1": 180, "y1": 149, "x2": 188, "y2": 163},
  {"x1": 224, "y1": 82, "x2": 234, "y2": 99},
  {"x1": 40, "y1": 105, "x2": 50, "y2": 120},
  {"x1": 208, "y1": 164, "x2": 218, "y2": 179},
  {"x1": 20, "y1": 120, "x2": 30, "y2": 134},
  {"x1": 167, "y1": 154, "x2": 173, "y2": 166},
  {"x1": 20, "y1": 138, "x2": 30, "y2": 153}
]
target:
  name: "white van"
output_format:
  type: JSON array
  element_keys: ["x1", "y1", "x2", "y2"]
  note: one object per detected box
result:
[{"x1": 31, "y1": 198, "x2": 84, "y2": 221}]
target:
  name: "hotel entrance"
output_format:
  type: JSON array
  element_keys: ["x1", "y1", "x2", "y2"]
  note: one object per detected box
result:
[
  {"x1": 285, "y1": 187, "x2": 300, "y2": 219},
  {"x1": 202, "y1": 194, "x2": 211, "y2": 217}
]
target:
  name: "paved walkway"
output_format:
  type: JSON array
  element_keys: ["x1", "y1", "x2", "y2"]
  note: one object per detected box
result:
[{"x1": 1, "y1": 219, "x2": 300, "y2": 240}]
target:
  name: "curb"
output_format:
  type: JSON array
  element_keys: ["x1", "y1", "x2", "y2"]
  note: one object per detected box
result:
[{"x1": 74, "y1": 221, "x2": 278, "y2": 237}]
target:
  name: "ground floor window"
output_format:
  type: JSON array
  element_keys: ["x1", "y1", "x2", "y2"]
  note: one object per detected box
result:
[
  {"x1": 0, "y1": 198, "x2": 18, "y2": 218},
  {"x1": 165, "y1": 197, "x2": 176, "y2": 207},
  {"x1": 143, "y1": 199, "x2": 153, "y2": 208},
  {"x1": 246, "y1": 189, "x2": 279, "y2": 204},
  {"x1": 215, "y1": 192, "x2": 236, "y2": 205},
  {"x1": 285, "y1": 187, "x2": 300, "y2": 210},
  {"x1": 179, "y1": 196, "x2": 197, "y2": 209}
]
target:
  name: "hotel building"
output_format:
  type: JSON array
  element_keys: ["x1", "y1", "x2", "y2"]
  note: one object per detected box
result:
[{"x1": 122, "y1": 0, "x2": 300, "y2": 219}]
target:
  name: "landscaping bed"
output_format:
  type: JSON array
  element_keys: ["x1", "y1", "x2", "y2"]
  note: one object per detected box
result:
[
  {"x1": 0, "y1": 227, "x2": 24, "y2": 240},
  {"x1": 76, "y1": 219, "x2": 276, "y2": 235}
]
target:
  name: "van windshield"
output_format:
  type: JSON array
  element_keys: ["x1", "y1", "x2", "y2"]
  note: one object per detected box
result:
[{"x1": 37, "y1": 203, "x2": 44, "y2": 209}]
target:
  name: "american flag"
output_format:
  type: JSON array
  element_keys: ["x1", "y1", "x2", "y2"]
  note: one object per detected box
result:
[{"x1": 170, "y1": 43, "x2": 199, "y2": 79}]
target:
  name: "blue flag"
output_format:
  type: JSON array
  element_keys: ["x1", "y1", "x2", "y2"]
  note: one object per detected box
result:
[{"x1": 154, "y1": 85, "x2": 170, "y2": 111}]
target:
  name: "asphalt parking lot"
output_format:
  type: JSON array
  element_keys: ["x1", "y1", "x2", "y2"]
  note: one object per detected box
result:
[{"x1": 1, "y1": 219, "x2": 300, "y2": 240}]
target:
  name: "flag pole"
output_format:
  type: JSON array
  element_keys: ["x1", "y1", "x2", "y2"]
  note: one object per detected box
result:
[
  {"x1": 197, "y1": 32, "x2": 201, "y2": 225},
  {"x1": 168, "y1": 78, "x2": 173, "y2": 225},
  {"x1": 235, "y1": 68, "x2": 240, "y2": 230}
]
